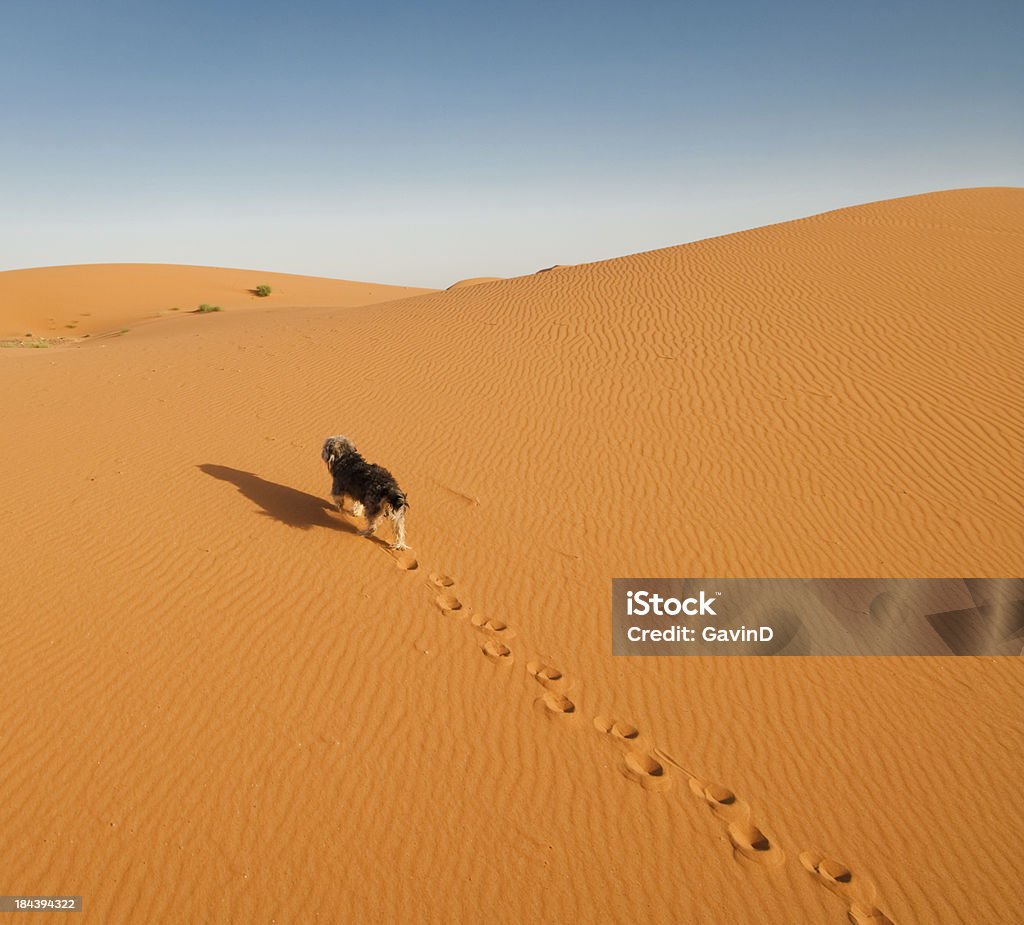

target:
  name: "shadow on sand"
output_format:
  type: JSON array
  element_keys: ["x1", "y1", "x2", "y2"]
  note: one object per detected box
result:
[{"x1": 198, "y1": 464, "x2": 358, "y2": 534}]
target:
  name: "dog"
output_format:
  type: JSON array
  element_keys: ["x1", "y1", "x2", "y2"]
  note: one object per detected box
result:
[{"x1": 321, "y1": 435, "x2": 408, "y2": 550}]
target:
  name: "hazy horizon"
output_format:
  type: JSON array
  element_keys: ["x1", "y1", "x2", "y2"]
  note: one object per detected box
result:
[{"x1": 3, "y1": 0, "x2": 1021, "y2": 289}]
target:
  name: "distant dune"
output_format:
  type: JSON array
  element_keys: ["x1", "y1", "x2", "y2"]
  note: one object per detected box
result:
[
  {"x1": 1, "y1": 188, "x2": 1021, "y2": 924},
  {"x1": 447, "y1": 276, "x2": 506, "y2": 289},
  {"x1": 0, "y1": 263, "x2": 434, "y2": 340}
]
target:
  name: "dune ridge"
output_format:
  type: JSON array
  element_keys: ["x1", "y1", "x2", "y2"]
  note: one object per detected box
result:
[
  {"x1": 0, "y1": 187, "x2": 1022, "y2": 923},
  {"x1": 447, "y1": 276, "x2": 506, "y2": 290}
]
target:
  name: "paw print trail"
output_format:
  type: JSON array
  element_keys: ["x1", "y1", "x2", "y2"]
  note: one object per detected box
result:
[
  {"x1": 392, "y1": 548, "x2": 897, "y2": 924},
  {"x1": 426, "y1": 571, "x2": 519, "y2": 670}
]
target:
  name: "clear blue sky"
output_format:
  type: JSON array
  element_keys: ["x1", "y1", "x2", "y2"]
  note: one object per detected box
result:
[{"x1": 2, "y1": 0, "x2": 1021, "y2": 287}]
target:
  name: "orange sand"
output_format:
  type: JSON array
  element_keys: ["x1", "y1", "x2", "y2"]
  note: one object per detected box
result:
[
  {"x1": 1, "y1": 188, "x2": 1022, "y2": 924},
  {"x1": 0, "y1": 263, "x2": 432, "y2": 341}
]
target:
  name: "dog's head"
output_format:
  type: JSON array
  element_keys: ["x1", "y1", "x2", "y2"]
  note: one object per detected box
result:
[{"x1": 322, "y1": 435, "x2": 357, "y2": 470}]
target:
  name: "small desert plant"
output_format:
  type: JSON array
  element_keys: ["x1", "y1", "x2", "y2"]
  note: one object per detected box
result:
[
  {"x1": 253, "y1": 284, "x2": 273, "y2": 297},
  {"x1": 196, "y1": 303, "x2": 223, "y2": 313}
]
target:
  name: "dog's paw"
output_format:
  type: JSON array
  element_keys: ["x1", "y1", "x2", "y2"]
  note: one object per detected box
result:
[{"x1": 357, "y1": 528, "x2": 375, "y2": 537}]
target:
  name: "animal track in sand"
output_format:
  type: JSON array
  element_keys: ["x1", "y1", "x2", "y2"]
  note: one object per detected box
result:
[
  {"x1": 688, "y1": 777, "x2": 784, "y2": 866},
  {"x1": 621, "y1": 751, "x2": 672, "y2": 792},
  {"x1": 690, "y1": 779, "x2": 744, "y2": 819},
  {"x1": 726, "y1": 821, "x2": 780, "y2": 864},
  {"x1": 593, "y1": 716, "x2": 668, "y2": 789},
  {"x1": 409, "y1": 564, "x2": 877, "y2": 908},
  {"x1": 800, "y1": 852, "x2": 895, "y2": 924},
  {"x1": 435, "y1": 592, "x2": 463, "y2": 613},
  {"x1": 815, "y1": 857, "x2": 853, "y2": 883},
  {"x1": 526, "y1": 660, "x2": 572, "y2": 693},
  {"x1": 392, "y1": 549, "x2": 418, "y2": 570},
  {"x1": 593, "y1": 716, "x2": 640, "y2": 741},
  {"x1": 422, "y1": 570, "x2": 502, "y2": 655},
  {"x1": 538, "y1": 691, "x2": 576, "y2": 716},
  {"x1": 480, "y1": 639, "x2": 514, "y2": 664},
  {"x1": 469, "y1": 614, "x2": 516, "y2": 639},
  {"x1": 703, "y1": 783, "x2": 737, "y2": 806},
  {"x1": 411, "y1": 564, "x2": 879, "y2": 908}
]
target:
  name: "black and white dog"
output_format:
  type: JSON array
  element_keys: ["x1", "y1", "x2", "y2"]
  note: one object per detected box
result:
[{"x1": 321, "y1": 435, "x2": 408, "y2": 550}]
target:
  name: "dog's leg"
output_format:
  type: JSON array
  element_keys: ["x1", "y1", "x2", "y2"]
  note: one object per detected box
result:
[
  {"x1": 358, "y1": 515, "x2": 380, "y2": 537},
  {"x1": 351, "y1": 501, "x2": 365, "y2": 518},
  {"x1": 358, "y1": 502, "x2": 381, "y2": 537},
  {"x1": 332, "y1": 494, "x2": 347, "y2": 512},
  {"x1": 390, "y1": 508, "x2": 408, "y2": 550}
]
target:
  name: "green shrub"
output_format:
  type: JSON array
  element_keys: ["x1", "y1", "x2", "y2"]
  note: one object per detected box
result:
[
  {"x1": 196, "y1": 304, "x2": 223, "y2": 313},
  {"x1": 254, "y1": 284, "x2": 273, "y2": 297}
]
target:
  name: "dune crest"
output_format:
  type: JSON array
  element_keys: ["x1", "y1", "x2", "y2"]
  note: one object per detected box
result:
[{"x1": 447, "y1": 276, "x2": 506, "y2": 290}]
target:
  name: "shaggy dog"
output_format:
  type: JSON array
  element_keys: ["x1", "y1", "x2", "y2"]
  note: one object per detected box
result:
[{"x1": 321, "y1": 435, "x2": 408, "y2": 550}]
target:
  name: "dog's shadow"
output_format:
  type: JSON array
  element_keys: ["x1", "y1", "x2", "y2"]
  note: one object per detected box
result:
[{"x1": 199, "y1": 464, "x2": 359, "y2": 534}]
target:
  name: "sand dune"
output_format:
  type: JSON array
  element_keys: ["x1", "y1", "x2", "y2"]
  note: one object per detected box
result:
[
  {"x1": 0, "y1": 263, "x2": 433, "y2": 341},
  {"x1": 1, "y1": 188, "x2": 1022, "y2": 923},
  {"x1": 447, "y1": 276, "x2": 506, "y2": 289}
]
